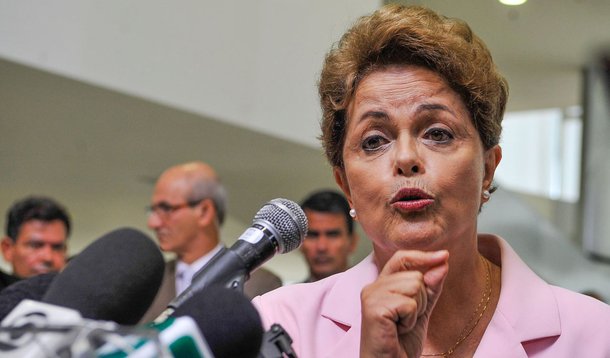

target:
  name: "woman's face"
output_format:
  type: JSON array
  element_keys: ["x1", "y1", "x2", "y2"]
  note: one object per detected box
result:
[{"x1": 335, "y1": 65, "x2": 501, "y2": 259}]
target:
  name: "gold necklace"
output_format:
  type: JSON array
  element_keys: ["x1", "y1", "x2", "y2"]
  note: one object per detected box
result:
[{"x1": 421, "y1": 256, "x2": 492, "y2": 357}]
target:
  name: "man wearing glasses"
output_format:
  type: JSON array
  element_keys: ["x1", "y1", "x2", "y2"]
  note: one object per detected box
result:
[{"x1": 140, "y1": 161, "x2": 282, "y2": 322}]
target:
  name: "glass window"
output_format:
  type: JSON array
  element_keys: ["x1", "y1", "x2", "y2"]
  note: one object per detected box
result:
[{"x1": 495, "y1": 107, "x2": 582, "y2": 203}]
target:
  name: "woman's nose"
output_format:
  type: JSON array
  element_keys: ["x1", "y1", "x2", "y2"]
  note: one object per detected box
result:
[{"x1": 393, "y1": 135, "x2": 423, "y2": 176}]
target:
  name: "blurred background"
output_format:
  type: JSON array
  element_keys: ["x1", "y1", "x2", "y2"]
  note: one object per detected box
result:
[{"x1": 2, "y1": 0, "x2": 610, "y2": 298}]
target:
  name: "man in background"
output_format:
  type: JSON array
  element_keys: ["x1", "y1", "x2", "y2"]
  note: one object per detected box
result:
[
  {"x1": 1, "y1": 196, "x2": 70, "y2": 291},
  {"x1": 299, "y1": 190, "x2": 358, "y2": 283},
  {"x1": 141, "y1": 161, "x2": 282, "y2": 322}
]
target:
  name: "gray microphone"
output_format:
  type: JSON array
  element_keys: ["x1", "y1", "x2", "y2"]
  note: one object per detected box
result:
[{"x1": 163, "y1": 198, "x2": 307, "y2": 316}]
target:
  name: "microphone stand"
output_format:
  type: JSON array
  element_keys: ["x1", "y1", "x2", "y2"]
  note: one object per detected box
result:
[
  {"x1": 156, "y1": 247, "x2": 248, "y2": 323},
  {"x1": 154, "y1": 244, "x2": 299, "y2": 357}
]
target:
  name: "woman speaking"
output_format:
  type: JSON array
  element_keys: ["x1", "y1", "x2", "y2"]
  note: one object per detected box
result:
[{"x1": 253, "y1": 4, "x2": 610, "y2": 357}]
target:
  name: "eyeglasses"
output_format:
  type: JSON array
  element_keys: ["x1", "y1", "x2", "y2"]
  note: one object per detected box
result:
[{"x1": 146, "y1": 199, "x2": 204, "y2": 219}]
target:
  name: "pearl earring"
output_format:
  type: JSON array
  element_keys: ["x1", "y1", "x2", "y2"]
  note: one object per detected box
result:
[
  {"x1": 482, "y1": 190, "x2": 491, "y2": 200},
  {"x1": 349, "y1": 208, "x2": 356, "y2": 218}
]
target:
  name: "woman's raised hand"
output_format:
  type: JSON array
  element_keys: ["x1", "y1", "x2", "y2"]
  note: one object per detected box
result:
[{"x1": 360, "y1": 250, "x2": 449, "y2": 358}]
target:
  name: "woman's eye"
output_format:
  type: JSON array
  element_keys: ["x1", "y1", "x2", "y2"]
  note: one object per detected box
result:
[
  {"x1": 361, "y1": 135, "x2": 388, "y2": 151},
  {"x1": 425, "y1": 128, "x2": 453, "y2": 142}
]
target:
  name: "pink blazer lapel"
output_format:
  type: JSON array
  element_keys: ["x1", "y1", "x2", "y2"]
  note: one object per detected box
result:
[
  {"x1": 475, "y1": 235, "x2": 561, "y2": 357},
  {"x1": 319, "y1": 254, "x2": 378, "y2": 357}
]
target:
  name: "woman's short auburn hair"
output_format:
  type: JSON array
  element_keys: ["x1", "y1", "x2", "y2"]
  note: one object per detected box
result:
[{"x1": 319, "y1": 4, "x2": 509, "y2": 168}]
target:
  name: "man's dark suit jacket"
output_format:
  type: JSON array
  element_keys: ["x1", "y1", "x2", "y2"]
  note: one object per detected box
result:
[{"x1": 0, "y1": 270, "x2": 19, "y2": 292}]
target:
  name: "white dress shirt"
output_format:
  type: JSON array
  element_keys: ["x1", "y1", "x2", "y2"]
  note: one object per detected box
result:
[{"x1": 175, "y1": 243, "x2": 224, "y2": 295}]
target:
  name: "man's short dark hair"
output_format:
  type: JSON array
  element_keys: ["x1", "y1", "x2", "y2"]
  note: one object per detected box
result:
[
  {"x1": 300, "y1": 190, "x2": 353, "y2": 235},
  {"x1": 5, "y1": 196, "x2": 71, "y2": 241}
]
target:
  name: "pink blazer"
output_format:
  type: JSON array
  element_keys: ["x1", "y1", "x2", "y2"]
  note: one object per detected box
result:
[{"x1": 252, "y1": 234, "x2": 610, "y2": 357}]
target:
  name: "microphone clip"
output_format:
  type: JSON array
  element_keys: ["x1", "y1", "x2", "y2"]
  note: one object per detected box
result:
[{"x1": 258, "y1": 323, "x2": 297, "y2": 358}]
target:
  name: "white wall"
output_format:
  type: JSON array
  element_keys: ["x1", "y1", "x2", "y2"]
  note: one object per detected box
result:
[{"x1": 0, "y1": 0, "x2": 380, "y2": 148}]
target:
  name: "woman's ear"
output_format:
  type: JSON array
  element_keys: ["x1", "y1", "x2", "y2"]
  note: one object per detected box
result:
[
  {"x1": 334, "y1": 166, "x2": 353, "y2": 208},
  {"x1": 483, "y1": 145, "x2": 502, "y2": 190}
]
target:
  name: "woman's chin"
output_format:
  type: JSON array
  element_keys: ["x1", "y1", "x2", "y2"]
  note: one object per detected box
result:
[{"x1": 383, "y1": 229, "x2": 444, "y2": 251}]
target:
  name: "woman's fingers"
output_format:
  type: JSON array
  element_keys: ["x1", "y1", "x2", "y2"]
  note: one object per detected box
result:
[
  {"x1": 360, "y1": 250, "x2": 450, "y2": 357},
  {"x1": 380, "y1": 250, "x2": 449, "y2": 276},
  {"x1": 422, "y1": 256, "x2": 450, "y2": 300},
  {"x1": 361, "y1": 270, "x2": 428, "y2": 329}
]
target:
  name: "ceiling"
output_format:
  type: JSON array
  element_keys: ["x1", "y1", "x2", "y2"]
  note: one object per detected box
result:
[
  {"x1": 398, "y1": 0, "x2": 610, "y2": 112},
  {"x1": 1, "y1": 0, "x2": 610, "y2": 281}
]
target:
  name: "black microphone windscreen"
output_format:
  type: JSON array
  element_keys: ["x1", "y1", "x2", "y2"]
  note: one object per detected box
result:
[
  {"x1": 0, "y1": 272, "x2": 57, "y2": 321},
  {"x1": 172, "y1": 286, "x2": 263, "y2": 358},
  {"x1": 42, "y1": 227, "x2": 164, "y2": 325}
]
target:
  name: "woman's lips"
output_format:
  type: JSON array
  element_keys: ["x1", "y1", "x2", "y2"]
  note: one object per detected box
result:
[{"x1": 390, "y1": 188, "x2": 434, "y2": 211}]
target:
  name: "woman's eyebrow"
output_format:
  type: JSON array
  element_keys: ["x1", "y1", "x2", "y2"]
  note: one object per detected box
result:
[{"x1": 416, "y1": 103, "x2": 457, "y2": 117}]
